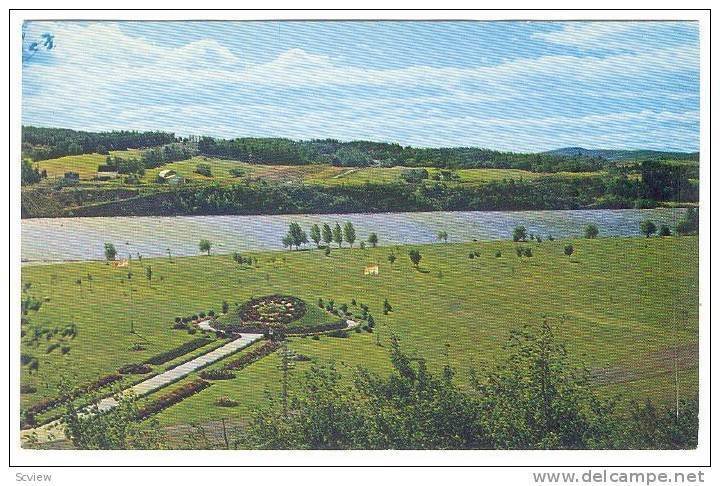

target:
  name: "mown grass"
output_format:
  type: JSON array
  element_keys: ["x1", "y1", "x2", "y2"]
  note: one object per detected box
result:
[{"x1": 21, "y1": 236, "x2": 698, "y2": 427}]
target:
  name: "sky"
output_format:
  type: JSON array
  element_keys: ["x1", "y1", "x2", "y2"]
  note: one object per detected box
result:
[{"x1": 21, "y1": 21, "x2": 700, "y2": 152}]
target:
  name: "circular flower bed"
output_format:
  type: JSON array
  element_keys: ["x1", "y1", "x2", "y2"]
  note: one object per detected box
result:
[{"x1": 238, "y1": 295, "x2": 306, "y2": 327}]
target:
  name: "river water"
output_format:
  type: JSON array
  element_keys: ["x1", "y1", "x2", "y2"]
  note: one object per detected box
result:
[{"x1": 21, "y1": 208, "x2": 688, "y2": 262}]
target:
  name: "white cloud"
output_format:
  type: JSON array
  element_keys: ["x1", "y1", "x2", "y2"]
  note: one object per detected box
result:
[{"x1": 21, "y1": 21, "x2": 700, "y2": 151}]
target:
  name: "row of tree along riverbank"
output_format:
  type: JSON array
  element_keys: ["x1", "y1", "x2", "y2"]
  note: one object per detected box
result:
[{"x1": 21, "y1": 176, "x2": 697, "y2": 218}]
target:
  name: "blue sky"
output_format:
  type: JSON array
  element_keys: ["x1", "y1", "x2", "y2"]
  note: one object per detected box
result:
[{"x1": 22, "y1": 21, "x2": 699, "y2": 152}]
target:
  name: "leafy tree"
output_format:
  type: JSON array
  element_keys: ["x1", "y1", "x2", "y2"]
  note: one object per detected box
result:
[
  {"x1": 640, "y1": 220, "x2": 657, "y2": 238},
  {"x1": 408, "y1": 249, "x2": 422, "y2": 268},
  {"x1": 199, "y1": 239, "x2": 212, "y2": 255},
  {"x1": 61, "y1": 392, "x2": 165, "y2": 449},
  {"x1": 104, "y1": 243, "x2": 117, "y2": 262},
  {"x1": 145, "y1": 266, "x2": 152, "y2": 283},
  {"x1": 343, "y1": 222, "x2": 357, "y2": 248},
  {"x1": 310, "y1": 224, "x2": 322, "y2": 248},
  {"x1": 322, "y1": 223, "x2": 333, "y2": 246},
  {"x1": 659, "y1": 225, "x2": 671, "y2": 237},
  {"x1": 437, "y1": 230, "x2": 448, "y2": 243},
  {"x1": 333, "y1": 223, "x2": 344, "y2": 248},
  {"x1": 676, "y1": 207, "x2": 699, "y2": 235},
  {"x1": 242, "y1": 323, "x2": 698, "y2": 450},
  {"x1": 285, "y1": 222, "x2": 308, "y2": 250},
  {"x1": 367, "y1": 233, "x2": 378, "y2": 247},
  {"x1": 472, "y1": 321, "x2": 614, "y2": 449},
  {"x1": 564, "y1": 244, "x2": 574, "y2": 257},
  {"x1": 388, "y1": 251, "x2": 396, "y2": 264},
  {"x1": 584, "y1": 224, "x2": 599, "y2": 239},
  {"x1": 21, "y1": 160, "x2": 43, "y2": 185},
  {"x1": 282, "y1": 234, "x2": 293, "y2": 249},
  {"x1": 512, "y1": 225, "x2": 528, "y2": 242}
]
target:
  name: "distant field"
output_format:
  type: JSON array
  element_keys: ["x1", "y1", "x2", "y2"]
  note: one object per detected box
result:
[
  {"x1": 34, "y1": 150, "x2": 142, "y2": 180},
  {"x1": 21, "y1": 236, "x2": 698, "y2": 429},
  {"x1": 31, "y1": 152, "x2": 604, "y2": 188}
]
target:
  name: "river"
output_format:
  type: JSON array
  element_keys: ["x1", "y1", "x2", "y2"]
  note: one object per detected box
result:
[{"x1": 21, "y1": 208, "x2": 688, "y2": 262}]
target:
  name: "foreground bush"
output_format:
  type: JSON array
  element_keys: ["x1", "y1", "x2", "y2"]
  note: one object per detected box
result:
[{"x1": 241, "y1": 323, "x2": 698, "y2": 450}]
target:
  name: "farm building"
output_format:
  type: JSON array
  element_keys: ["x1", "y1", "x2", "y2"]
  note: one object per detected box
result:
[
  {"x1": 96, "y1": 164, "x2": 119, "y2": 180},
  {"x1": 156, "y1": 169, "x2": 183, "y2": 185},
  {"x1": 364, "y1": 264, "x2": 379, "y2": 276}
]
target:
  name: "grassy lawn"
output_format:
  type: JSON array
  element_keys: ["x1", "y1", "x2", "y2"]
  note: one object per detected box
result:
[{"x1": 20, "y1": 236, "x2": 698, "y2": 427}]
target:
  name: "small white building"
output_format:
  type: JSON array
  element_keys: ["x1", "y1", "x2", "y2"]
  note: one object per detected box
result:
[{"x1": 157, "y1": 169, "x2": 183, "y2": 185}]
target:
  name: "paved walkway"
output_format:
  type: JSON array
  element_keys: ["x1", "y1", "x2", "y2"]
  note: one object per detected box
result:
[{"x1": 21, "y1": 333, "x2": 263, "y2": 444}]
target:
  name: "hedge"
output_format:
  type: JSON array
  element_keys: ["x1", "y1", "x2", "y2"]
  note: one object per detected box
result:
[
  {"x1": 136, "y1": 379, "x2": 211, "y2": 419},
  {"x1": 222, "y1": 341, "x2": 282, "y2": 371},
  {"x1": 25, "y1": 372, "x2": 124, "y2": 415},
  {"x1": 144, "y1": 337, "x2": 213, "y2": 366}
]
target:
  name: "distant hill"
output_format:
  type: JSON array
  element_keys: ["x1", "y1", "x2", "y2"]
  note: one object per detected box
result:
[{"x1": 544, "y1": 147, "x2": 699, "y2": 162}]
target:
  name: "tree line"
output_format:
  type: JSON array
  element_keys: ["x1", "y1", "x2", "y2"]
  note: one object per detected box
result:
[
  {"x1": 22, "y1": 126, "x2": 177, "y2": 161},
  {"x1": 282, "y1": 222, "x2": 374, "y2": 250},
  {"x1": 198, "y1": 136, "x2": 606, "y2": 172}
]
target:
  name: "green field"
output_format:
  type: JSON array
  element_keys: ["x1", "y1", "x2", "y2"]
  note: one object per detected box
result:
[
  {"x1": 31, "y1": 151, "x2": 603, "y2": 188},
  {"x1": 34, "y1": 150, "x2": 143, "y2": 180},
  {"x1": 20, "y1": 236, "x2": 699, "y2": 430}
]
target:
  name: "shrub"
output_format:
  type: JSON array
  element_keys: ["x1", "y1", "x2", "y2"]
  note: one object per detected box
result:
[
  {"x1": 495, "y1": 250, "x2": 502, "y2": 258},
  {"x1": 228, "y1": 167, "x2": 247, "y2": 178},
  {"x1": 175, "y1": 317, "x2": 182, "y2": 323},
  {"x1": 328, "y1": 329, "x2": 349, "y2": 338},
  {"x1": 548, "y1": 234, "x2": 555, "y2": 241},
  {"x1": 144, "y1": 338, "x2": 213, "y2": 365},
  {"x1": 468, "y1": 253, "x2": 475, "y2": 259},
  {"x1": 516, "y1": 247, "x2": 524, "y2": 257},
  {"x1": 172, "y1": 322, "x2": 189, "y2": 330},
  {"x1": 118, "y1": 363, "x2": 153, "y2": 375},
  {"x1": 659, "y1": 225, "x2": 672, "y2": 237},
  {"x1": 324, "y1": 247, "x2": 331, "y2": 256},
  {"x1": 222, "y1": 301, "x2": 229, "y2": 314},
  {"x1": 564, "y1": 244, "x2": 574, "y2": 257},
  {"x1": 60, "y1": 345, "x2": 71, "y2": 355},
  {"x1": 199, "y1": 369, "x2": 236, "y2": 380},
  {"x1": 194, "y1": 164, "x2": 212, "y2": 177},
  {"x1": 524, "y1": 248, "x2": 533, "y2": 257},
  {"x1": 199, "y1": 312, "x2": 206, "y2": 319},
  {"x1": 400, "y1": 168, "x2": 429, "y2": 183},
  {"x1": 383, "y1": 299, "x2": 393, "y2": 314},
  {"x1": 216, "y1": 396, "x2": 239, "y2": 407},
  {"x1": 208, "y1": 310, "x2": 215, "y2": 317},
  {"x1": 312, "y1": 335, "x2": 320, "y2": 341},
  {"x1": 46, "y1": 343, "x2": 60, "y2": 354},
  {"x1": 20, "y1": 384, "x2": 37, "y2": 394}
]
